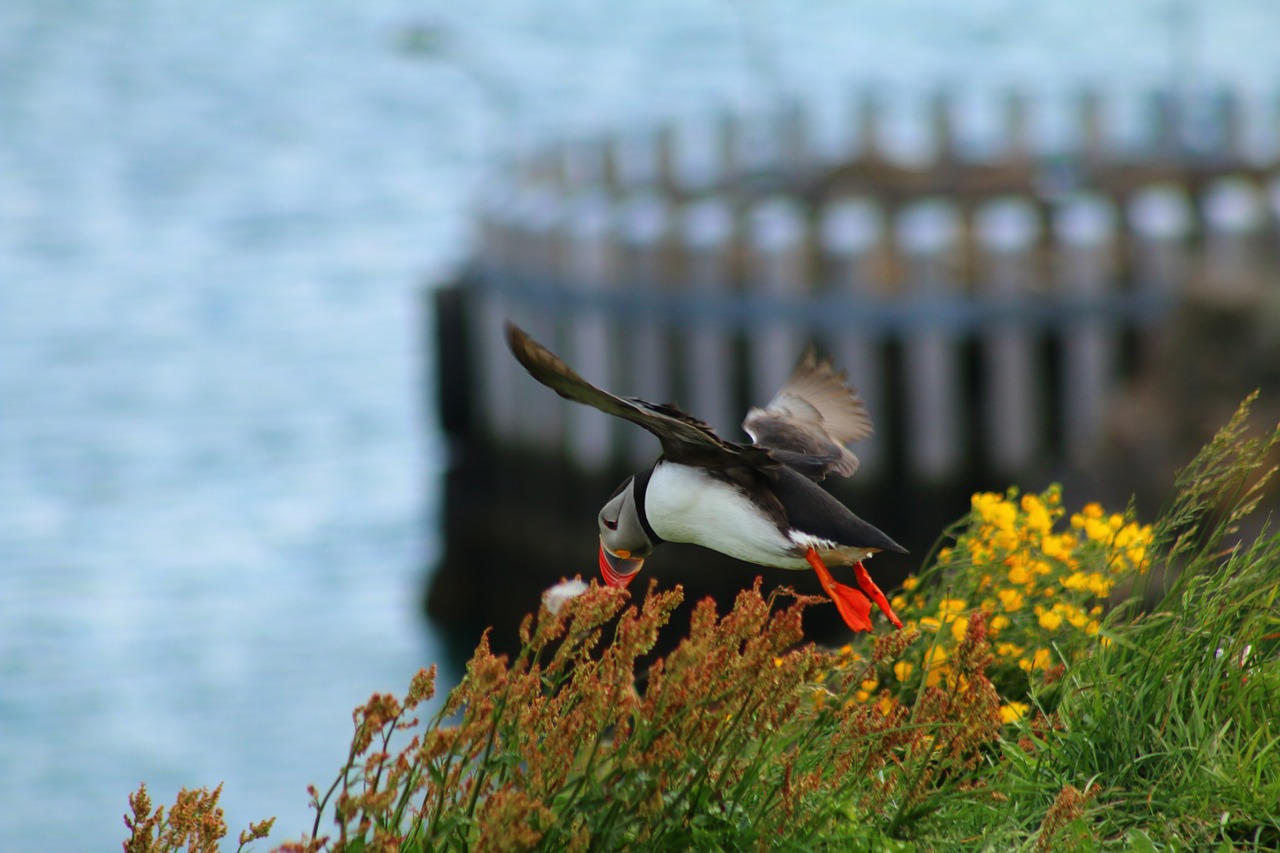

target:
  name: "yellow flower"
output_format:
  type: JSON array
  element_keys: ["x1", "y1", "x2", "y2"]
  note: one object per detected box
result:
[
  {"x1": 967, "y1": 539, "x2": 994, "y2": 564},
  {"x1": 997, "y1": 588, "x2": 1025, "y2": 612},
  {"x1": 1000, "y1": 702, "x2": 1030, "y2": 724},
  {"x1": 1006, "y1": 561, "x2": 1033, "y2": 586},
  {"x1": 1042, "y1": 533, "x2": 1077, "y2": 562},
  {"x1": 995, "y1": 641, "x2": 1024, "y2": 658},
  {"x1": 989, "y1": 614, "x2": 1010, "y2": 633},
  {"x1": 950, "y1": 616, "x2": 970, "y2": 643},
  {"x1": 902, "y1": 576, "x2": 919, "y2": 591},
  {"x1": 893, "y1": 660, "x2": 914, "y2": 682},
  {"x1": 1082, "y1": 517, "x2": 1113, "y2": 544},
  {"x1": 1021, "y1": 494, "x2": 1052, "y2": 533},
  {"x1": 938, "y1": 598, "x2": 968, "y2": 619},
  {"x1": 973, "y1": 492, "x2": 1016, "y2": 531},
  {"x1": 1060, "y1": 602, "x2": 1088, "y2": 629},
  {"x1": 1086, "y1": 573, "x2": 1113, "y2": 598},
  {"x1": 920, "y1": 616, "x2": 941, "y2": 633},
  {"x1": 1038, "y1": 609, "x2": 1063, "y2": 631},
  {"x1": 924, "y1": 645, "x2": 950, "y2": 687}
]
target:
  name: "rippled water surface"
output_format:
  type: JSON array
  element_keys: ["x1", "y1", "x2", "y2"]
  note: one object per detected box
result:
[{"x1": 3, "y1": 1, "x2": 1278, "y2": 849}]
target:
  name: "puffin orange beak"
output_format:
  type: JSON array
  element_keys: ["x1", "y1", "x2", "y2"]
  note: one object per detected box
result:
[{"x1": 598, "y1": 540, "x2": 644, "y2": 589}]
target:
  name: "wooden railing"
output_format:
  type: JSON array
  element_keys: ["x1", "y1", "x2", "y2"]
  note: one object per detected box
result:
[{"x1": 451, "y1": 86, "x2": 1280, "y2": 483}]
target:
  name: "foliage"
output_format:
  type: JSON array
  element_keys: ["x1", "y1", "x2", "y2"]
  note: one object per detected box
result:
[
  {"x1": 123, "y1": 782, "x2": 274, "y2": 853},
  {"x1": 123, "y1": 396, "x2": 1280, "y2": 851},
  {"x1": 996, "y1": 394, "x2": 1280, "y2": 850},
  {"x1": 273, "y1": 580, "x2": 965, "y2": 851},
  {"x1": 882, "y1": 483, "x2": 1156, "y2": 724}
]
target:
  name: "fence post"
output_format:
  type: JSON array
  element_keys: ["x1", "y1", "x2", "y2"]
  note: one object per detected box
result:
[
  {"x1": 1210, "y1": 88, "x2": 1244, "y2": 162},
  {"x1": 1270, "y1": 173, "x2": 1280, "y2": 248},
  {"x1": 474, "y1": 187, "x2": 521, "y2": 443},
  {"x1": 820, "y1": 196, "x2": 889, "y2": 480},
  {"x1": 618, "y1": 192, "x2": 673, "y2": 466},
  {"x1": 898, "y1": 198, "x2": 965, "y2": 481},
  {"x1": 776, "y1": 97, "x2": 809, "y2": 179},
  {"x1": 680, "y1": 198, "x2": 738, "y2": 437},
  {"x1": 654, "y1": 123, "x2": 679, "y2": 195},
  {"x1": 1076, "y1": 88, "x2": 1106, "y2": 167},
  {"x1": 1148, "y1": 89, "x2": 1181, "y2": 159},
  {"x1": 850, "y1": 89, "x2": 883, "y2": 162},
  {"x1": 1202, "y1": 176, "x2": 1267, "y2": 301},
  {"x1": 510, "y1": 186, "x2": 568, "y2": 449},
  {"x1": 1003, "y1": 89, "x2": 1032, "y2": 163},
  {"x1": 747, "y1": 197, "x2": 811, "y2": 409},
  {"x1": 976, "y1": 197, "x2": 1043, "y2": 474},
  {"x1": 930, "y1": 89, "x2": 957, "y2": 167},
  {"x1": 1129, "y1": 185, "x2": 1193, "y2": 300},
  {"x1": 714, "y1": 111, "x2": 743, "y2": 190},
  {"x1": 1055, "y1": 193, "x2": 1118, "y2": 468},
  {"x1": 564, "y1": 191, "x2": 619, "y2": 470},
  {"x1": 1128, "y1": 185, "x2": 1194, "y2": 361},
  {"x1": 611, "y1": 130, "x2": 659, "y2": 193}
]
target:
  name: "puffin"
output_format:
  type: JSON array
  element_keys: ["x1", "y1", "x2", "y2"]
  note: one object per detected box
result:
[{"x1": 506, "y1": 322, "x2": 906, "y2": 632}]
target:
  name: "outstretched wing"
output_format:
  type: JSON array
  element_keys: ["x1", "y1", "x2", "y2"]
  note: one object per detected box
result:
[
  {"x1": 506, "y1": 322, "x2": 776, "y2": 469},
  {"x1": 742, "y1": 348, "x2": 873, "y2": 480}
]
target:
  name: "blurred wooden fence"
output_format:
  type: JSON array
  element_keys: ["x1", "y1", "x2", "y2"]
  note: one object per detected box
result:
[{"x1": 451, "y1": 86, "x2": 1280, "y2": 484}]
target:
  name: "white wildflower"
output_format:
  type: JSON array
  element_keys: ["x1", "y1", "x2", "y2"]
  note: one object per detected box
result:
[{"x1": 542, "y1": 578, "x2": 589, "y2": 615}]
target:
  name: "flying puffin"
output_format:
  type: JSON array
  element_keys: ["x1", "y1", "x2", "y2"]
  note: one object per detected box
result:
[{"x1": 506, "y1": 322, "x2": 906, "y2": 632}]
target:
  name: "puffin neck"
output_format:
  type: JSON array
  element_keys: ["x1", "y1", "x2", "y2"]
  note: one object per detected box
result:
[{"x1": 632, "y1": 464, "x2": 664, "y2": 545}]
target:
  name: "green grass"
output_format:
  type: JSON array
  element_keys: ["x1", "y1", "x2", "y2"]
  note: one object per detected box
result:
[{"x1": 124, "y1": 397, "x2": 1280, "y2": 852}]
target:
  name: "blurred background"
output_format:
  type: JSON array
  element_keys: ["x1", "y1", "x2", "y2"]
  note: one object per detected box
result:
[{"x1": 3, "y1": 1, "x2": 1280, "y2": 849}]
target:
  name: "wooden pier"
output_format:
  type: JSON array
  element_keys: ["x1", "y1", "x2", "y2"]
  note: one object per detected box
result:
[{"x1": 427, "y1": 85, "x2": 1280, "y2": 654}]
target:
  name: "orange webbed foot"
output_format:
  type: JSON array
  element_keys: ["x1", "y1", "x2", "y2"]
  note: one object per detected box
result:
[
  {"x1": 853, "y1": 561, "x2": 902, "y2": 629},
  {"x1": 804, "y1": 549, "x2": 874, "y2": 633}
]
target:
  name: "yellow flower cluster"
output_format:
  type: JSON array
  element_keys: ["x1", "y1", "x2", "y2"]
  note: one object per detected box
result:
[{"x1": 878, "y1": 485, "x2": 1156, "y2": 723}]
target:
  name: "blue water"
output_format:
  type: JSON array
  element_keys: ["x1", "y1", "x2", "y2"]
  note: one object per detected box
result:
[{"x1": 3, "y1": 2, "x2": 1278, "y2": 850}]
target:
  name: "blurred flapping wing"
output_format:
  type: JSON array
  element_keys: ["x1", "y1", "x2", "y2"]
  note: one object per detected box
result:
[{"x1": 742, "y1": 348, "x2": 873, "y2": 480}]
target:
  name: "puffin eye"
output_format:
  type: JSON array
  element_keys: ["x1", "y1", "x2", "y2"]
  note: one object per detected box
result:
[{"x1": 603, "y1": 518, "x2": 618, "y2": 531}]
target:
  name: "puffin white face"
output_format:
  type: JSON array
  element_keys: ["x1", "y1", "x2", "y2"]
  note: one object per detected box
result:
[{"x1": 597, "y1": 475, "x2": 652, "y2": 589}]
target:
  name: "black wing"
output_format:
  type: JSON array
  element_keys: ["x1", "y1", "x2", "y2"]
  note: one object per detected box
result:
[
  {"x1": 742, "y1": 348, "x2": 873, "y2": 480},
  {"x1": 770, "y1": 467, "x2": 907, "y2": 553},
  {"x1": 506, "y1": 322, "x2": 777, "y2": 469}
]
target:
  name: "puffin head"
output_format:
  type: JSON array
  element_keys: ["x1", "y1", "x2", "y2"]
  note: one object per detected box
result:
[{"x1": 597, "y1": 475, "x2": 652, "y2": 589}]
